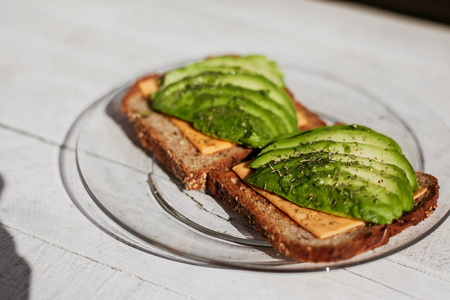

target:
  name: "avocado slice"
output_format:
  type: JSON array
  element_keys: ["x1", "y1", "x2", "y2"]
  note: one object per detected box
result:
[
  {"x1": 246, "y1": 154, "x2": 404, "y2": 224},
  {"x1": 152, "y1": 71, "x2": 297, "y2": 120},
  {"x1": 246, "y1": 125, "x2": 417, "y2": 224},
  {"x1": 163, "y1": 66, "x2": 243, "y2": 86},
  {"x1": 250, "y1": 140, "x2": 418, "y2": 191},
  {"x1": 162, "y1": 55, "x2": 285, "y2": 88},
  {"x1": 153, "y1": 92, "x2": 280, "y2": 147},
  {"x1": 199, "y1": 98, "x2": 282, "y2": 136},
  {"x1": 192, "y1": 104, "x2": 275, "y2": 148},
  {"x1": 151, "y1": 85, "x2": 295, "y2": 135},
  {"x1": 154, "y1": 93, "x2": 281, "y2": 136},
  {"x1": 260, "y1": 124, "x2": 403, "y2": 154},
  {"x1": 245, "y1": 55, "x2": 284, "y2": 78},
  {"x1": 254, "y1": 152, "x2": 412, "y2": 211},
  {"x1": 261, "y1": 151, "x2": 411, "y2": 192},
  {"x1": 335, "y1": 163, "x2": 413, "y2": 211},
  {"x1": 326, "y1": 153, "x2": 410, "y2": 185}
]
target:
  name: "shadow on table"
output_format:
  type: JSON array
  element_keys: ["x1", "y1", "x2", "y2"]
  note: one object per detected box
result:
[{"x1": 0, "y1": 174, "x2": 31, "y2": 300}]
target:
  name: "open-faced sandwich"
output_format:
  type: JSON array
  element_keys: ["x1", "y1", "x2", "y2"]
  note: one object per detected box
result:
[{"x1": 121, "y1": 55, "x2": 439, "y2": 263}]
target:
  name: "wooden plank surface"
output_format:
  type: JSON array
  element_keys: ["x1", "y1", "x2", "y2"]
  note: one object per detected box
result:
[{"x1": 1, "y1": 0, "x2": 449, "y2": 299}]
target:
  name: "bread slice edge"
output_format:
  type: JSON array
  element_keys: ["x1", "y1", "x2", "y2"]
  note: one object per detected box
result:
[{"x1": 206, "y1": 170, "x2": 439, "y2": 262}]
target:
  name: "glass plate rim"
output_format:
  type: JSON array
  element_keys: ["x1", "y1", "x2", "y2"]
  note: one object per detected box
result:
[{"x1": 60, "y1": 60, "x2": 450, "y2": 272}]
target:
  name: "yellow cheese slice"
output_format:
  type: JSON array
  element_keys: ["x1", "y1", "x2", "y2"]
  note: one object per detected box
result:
[
  {"x1": 297, "y1": 110, "x2": 308, "y2": 127},
  {"x1": 138, "y1": 78, "x2": 159, "y2": 97},
  {"x1": 170, "y1": 118, "x2": 235, "y2": 155},
  {"x1": 414, "y1": 187, "x2": 427, "y2": 200},
  {"x1": 232, "y1": 162, "x2": 365, "y2": 239}
]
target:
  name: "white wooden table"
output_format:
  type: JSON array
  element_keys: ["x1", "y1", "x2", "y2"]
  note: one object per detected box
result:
[{"x1": 1, "y1": 0, "x2": 449, "y2": 298}]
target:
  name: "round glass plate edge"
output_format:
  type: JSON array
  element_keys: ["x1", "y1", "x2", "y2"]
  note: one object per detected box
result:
[{"x1": 60, "y1": 61, "x2": 450, "y2": 272}]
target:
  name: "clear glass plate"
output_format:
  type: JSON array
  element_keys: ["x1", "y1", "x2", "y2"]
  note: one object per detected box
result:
[{"x1": 60, "y1": 61, "x2": 450, "y2": 271}]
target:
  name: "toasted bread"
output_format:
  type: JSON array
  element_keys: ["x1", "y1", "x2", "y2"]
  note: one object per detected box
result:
[
  {"x1": 207, "y1": 169, "x2": 439, "y2": 262},
  {"x1": 120, "y1": 73, "x2": 325, "y2": 189}
]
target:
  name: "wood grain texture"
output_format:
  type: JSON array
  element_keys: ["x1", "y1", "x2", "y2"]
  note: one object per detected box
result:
[{"x1": 1, "y1": 0, "x2": 449, "y2": 299}]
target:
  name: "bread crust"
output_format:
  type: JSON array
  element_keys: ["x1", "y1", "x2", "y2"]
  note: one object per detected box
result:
[
  {"x1": 120, "y1": 73, "x2": 325, "y2": 189},
  {"x1": 207, "y1": 170, "x2": 439, "y2": 262}
]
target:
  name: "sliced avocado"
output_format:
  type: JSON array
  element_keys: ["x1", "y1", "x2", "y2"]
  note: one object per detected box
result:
[
  {"x1": 245, "y1": 55, "x2": 284, "y2": 78},
  {"x1": 336, "y1": 163, "x2": 413, "y2": 211},
  {"x1": 326, "y1": 153, "x2": 410, "y2": 185},
  {"x1": 256, "y1": 153, "x2": 412, "y2": 211},
  {"x1": 250, "y1": 141, "x2": 418, "y2": 191},
  {"x1": 260, "y1": 152, "x2": 410, "y2": 191},
  {"x1": 163, "y1": 66, "x2": 243, "y2": 86},
  {"x1": 260, "y1": 124, "x2": 402, "y2": 154},
  {"x1": 152, "y1": 71, "x2": 297, "y2": 120},
  {"x1": 246, "y1": 154, "x2": 404, "y2": 224},
  {"x1": 153, "y1": 92, "x2": 279, "y2": 147},
  {"x1": 162, "y1": 55, "x2": 285, "y2": 87},
  {"x1": 153, "y1": 92, "x2": 229, "y2": 120},
  {"x1": 151, "y1": 85, "x2": 295, "y2": 135},
  {"x1": 154, "y1": 93, "x2": 281, "y2": 136},
  {"x1": 193, "y1": 105, "x2": 274, "y2": 148},
  {"x1": 222, "y1": 98, "x2": 282, "y2": 136},
  {"x1": 246, "y1": 125, "x2": 417, "y2": 224}
]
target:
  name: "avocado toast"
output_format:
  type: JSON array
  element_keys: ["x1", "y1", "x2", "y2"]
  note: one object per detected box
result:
[
  {"x1": 121, "y1": 55, "x2": 439, "y2": 263},
  {"x1": 208, "y1": 169, "x2": 438, "y2": 262},
  {"x1": 208, "y1": 125, "x2": 439, "y2": 262}
]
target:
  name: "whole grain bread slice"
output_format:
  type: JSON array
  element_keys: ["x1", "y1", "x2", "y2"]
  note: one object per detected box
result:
[
  {"x1": 207, "y1": 170, "x2": 439, "y2": 262},
  {"x1": 120, "y1": 73, "x2": 325, "y2": 189}
]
